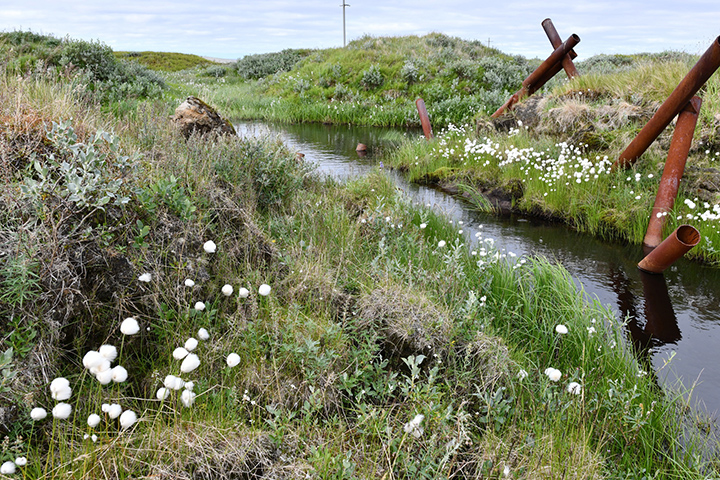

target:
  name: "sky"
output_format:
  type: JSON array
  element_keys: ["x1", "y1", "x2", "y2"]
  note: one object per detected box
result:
[{"x1": 2, "y1": 1, "x2": 719, "y2": 61}]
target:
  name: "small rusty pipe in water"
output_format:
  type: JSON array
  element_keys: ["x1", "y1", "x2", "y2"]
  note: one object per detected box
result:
[
  {"x1": 492, "y1": 34, "x2": 580, "y2": 118},
  {"x1": 613, "y1": 36, "x2": 720, "y2": 170},
  {"x1": 638, "y1": 225, "x2": 701, "y2": 274},
  {"x1": 643, "y1": 97, "x2": 702, "y2": 249},
  {"x1": 415, "y1": 98, "x2": 434, "y2": 140},
  {"x1": 541, "y1": 19, "x2": 579, "y2": 79}
]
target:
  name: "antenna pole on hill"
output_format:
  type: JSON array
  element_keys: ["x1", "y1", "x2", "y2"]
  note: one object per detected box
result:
[{"x1": 341, "y1": 3, "x2": 350, "y2": 47}]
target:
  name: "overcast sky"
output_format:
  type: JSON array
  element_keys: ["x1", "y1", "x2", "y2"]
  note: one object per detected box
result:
[{"x1": 2, "y1": 1, "x2": 719, "y2": 61}]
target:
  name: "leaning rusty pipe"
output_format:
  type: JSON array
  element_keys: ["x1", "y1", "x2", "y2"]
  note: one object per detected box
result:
[
  {"x1": 492, "y1": 34, "x2": 580, "y2": 118},
  {"x1": 613, "y1": 36, "x2": 720, "y2": 170},
  {"x1": 528, "y1": 61, "x2": 564, "y2": 95},
  {"x1": 415, "y1": 98, "x2": 434, "y2": 139},
  {"x1": 643, "y1": 97, "x2": 702, "y2": 249},
  {"x1": 637, "y1": 225, "x2": 700, "y2": 274},
  {"x1": 541, "y1": 18, "x2": 579, "y2": 79}
]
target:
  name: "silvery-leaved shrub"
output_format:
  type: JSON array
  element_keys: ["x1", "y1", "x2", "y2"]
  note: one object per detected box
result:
[
  {"x1": 21, "y1": 120, "x2": 137, "y2": 211},
  {"x1": 361, "y1": 64, "x2": 384, "y2": 89}
]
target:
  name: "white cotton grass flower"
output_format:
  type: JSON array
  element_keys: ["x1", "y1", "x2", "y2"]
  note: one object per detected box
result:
[
  {"x1": 14, "y1": 457, "x2": 27, "y2": 467},
  {"x1": 87, "y1": 413, "x2": 101, "y2": 428},
  {"x1": 221, "y1": 284, "x2": 234, "y2": 296},
  {"x1": 503, "y1": 464, "x2": 510, "y2": 477},
  {"x1": 184, "y1": 278, "x2": 195, "y2": 287},
  {"x1": 98, "y1": 344, "x2": 118, "y2": 362},
  {"x1": 566, "y1": 382, "x2": 582, "y2": 395},
  {"x1": 52, "y1": 402, "x2": 72, "y2": 419},
  {"x1": 164, "y1": 375, "x2": 185, "y2": 390},
  {"x1": 181, "y1": 389, "x2": 196, "y2": 407},
  {"x1": 106, "y1": 403, "x2": 123, "y2": 419},
  {"x1": 555, "y1": 324, "x2": 569, "y2": 335},
  {"x1": 203, "y1": 240, "x2": 217, "y2": 253},
  {"x1": 50, "y1": 377, "x2": 71, "y2": 401},
  {"x1": 1, "y1": 461, "x2": 16, "y2": 475},
  {"x1": 111, "y1": 365, "x2": 128, "y2": 383},
  {"x1": 30, "y1": 407, "x2": 47, "y2": 421},
  {"x1": 173, "y1": 347, "x2": 189, "y2": 360},
  {"x1": 184, "y1": 337, "x2": 198, "y2": 351},
  {"x1": 95, "y1": 368, "x2": 113, "y2": 385},
  {"x1": 437, "y1": 240, "x2": 446, "y2": 248},
  {"x1": 83, "y1": 350, "x2": 104, "y2": 370},
  {"x1": 91, "y1": 434, "x2": 98, "y2": 442},
  {"x1": 544, "y1": 367, "x2": 562, "y2": 382},
  {"x1": 238, "y1": 287, "x2": 250, "y2": 298},
  {"x1": 120, "y1": 317, "x2": 140, "y2": 335},
  {"x1": 180, "y1": 353, "x2": 200, "y2": 373},
  {"x1": 419, "y1": 223, "x2": 427, "y2": 229},
  {"x1": 194, "y1": 301, "x2": 206, "y2": 311},
  {"x1": 138, "y1": 273, "x2": 152, "y2": 283},
  {"x1": 184, "y1": 381, "x2": 195, "y2": 391},
  {"x1": 258, "y1": 284, "x2": 271, "y2": 296},
  {"x1": 89, "y1": 359, "x2": 111, "y2": 375},
  {"x1": 156, "y1": 387, "x2": 170, "y2": 400},
  {"x1": 197, "y1": 328, "x2": 210, "y2": 341},
  {"x1": 226, "y1": 352, "x2": 240, "y2": 367},
  {"x1": 403, "y1": 414, "x2": 425, "y2": 438},
  {"x1": 119, "y1": 410, "x2": 137, "y2": 430},
  {"x1": 518, "y1": 369, "x2": 528, "y2": 380}
]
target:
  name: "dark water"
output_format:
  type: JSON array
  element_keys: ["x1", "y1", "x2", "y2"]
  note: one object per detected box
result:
[{"x1": 236, "y1": 121, "x2": 720, "y2": 420}]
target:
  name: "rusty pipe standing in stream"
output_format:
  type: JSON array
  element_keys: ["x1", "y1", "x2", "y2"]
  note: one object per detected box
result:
[
  {"x1": 613, "y1": 36, "x2": 720, "y2": 170},
  {"x1": 643, "y1": 97, "x2": 702, "y2": 249},
  {"x1": 638, "y1": 225, "x2": 701, "y2": 274},
  {"x1": 415, "y1": 98, "x2": 433, "y2": 139},
  {"x1": 541, "y1": 18, "x2": 579, "y2": 79},
  {"x1": 492, "y1": 33, "x2": 580, "y2": 118}
]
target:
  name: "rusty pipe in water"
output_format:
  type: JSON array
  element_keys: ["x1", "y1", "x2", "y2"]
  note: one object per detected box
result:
[
  {"x1": 415, "y1": 98, "x2": 434, "y2": 139},
  {"x1": 541, "y1": 18, "x2": 579, "y2": 79},
  {"x1": 613, "y1": 36, "x2": 720, "y2": 170},
  {"x1": 643, "y1": 97, "x2": 702, "y2": 249},
  {"x1": 637, "y1": 224, "x2": 700, "y2": 274}
]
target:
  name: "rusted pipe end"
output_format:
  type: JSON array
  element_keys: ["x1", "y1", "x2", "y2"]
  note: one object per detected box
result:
[
  {"x1": 638, "y1": 224, "x2": 700, "y2": 274},
  {"x1": 356, "y1": 143, "x2": 367, "y2": 152}
]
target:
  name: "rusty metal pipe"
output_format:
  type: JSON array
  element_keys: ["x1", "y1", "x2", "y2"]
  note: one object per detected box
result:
[
  {"x1": 415, "y1": 98, "x2": 433, "y2": 139},
  {"x1": 522, "y1": 34, "x2": 580, "y2": 89},
  {"x1": 492, "y1": 34, "x2": 580, "y2": 118},
  {"x1": 637, "y1": 225, "x2": 700, "y2": 273},
  {"x1": 541, "y1": 18, "x2": 579, "y2": 79},
  {"x1": 614, "y1": 36, "x2": 720, "y2": 170},
  {"x1": 643, "y1": 97, "x2": 702, "y2": 249}
]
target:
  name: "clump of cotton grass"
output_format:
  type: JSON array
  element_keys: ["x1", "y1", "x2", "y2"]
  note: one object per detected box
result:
[
  {"x1": 194, "y1": 301, "x2": 206, "y2": 311},
  {"x1": 30, "y1": 407, "x2": 47, "y2": 420},
  {"x1": 197, "y1": 327, "x2": 210, "y2": 341},
  {"x1": 14, "y1": 457, "x2": 27, "y2": 467},
  {"x1": 50, "y1": 377, "x2": 71, "y2": 401},
  {"x1": 180, "y1": 353, "x2": 200, "y2": 373},
  {"x1": 226, "y1": 353, "x2": 240, "y2": 367},
  {"x1": 138, "y1": 272, "x2": 152, "y2": 283},
  {"x1": 203, "y1": 240, "x2": 217, "y2": 253},
  {"x1": 156, "y1": 387, "x2": 171, "y2": 400},
  {"x1": 1, "y1": 461, "x2": 16, "y2": 475},
  {"x1": 221, "y1": 284, "x2": 234, "y2": 296},
  {"x1": 555, "y1": 324, "x2": 569, "y2": 334},
  {"x1": 184, "y1": 278, "x2": 196, "y2": 287},
  {"x1": 120, "y1": 317, "x2": 140, "y2": 335},
  {"x1": 184, "y1": 337, "x2": 198, "y2": 351},
  {"x1": 87, "y1": 413, "x2": 101, "y2": 427},
  {"x1": 111, "y1": 365, "x2": 128, "y2": 383},
  {"x1": 238, "y1": 287, "x2": 250, "y2": 298},
  {"x1": 181, "y1": 389, "x2": 196, "y2": 407},
  {"x1": 119, "y1": 410, "x2": 137, "y2": 430},
  {"x1": 544, "y1": 367, "x2": 562, "y2": 382},
  {"x1": 567, "y1": 381, "x2": 582, "y2": 395},
  {"x1": 403, "y1": 414, "x2": 425, "y2": 438},
  {"x1": 258, "y1": 284, "x2": 271, "y2": 296},
  {"x1": 164, "y1": 375, "x2": 185, "y2": 390},
  {"x1": 173, "y1": 347, "x2": 189, "y2": 360},
  {"x1": 52, "y1": 402, "x2": 72, "y2": 419},
  {"x1": 98, "y1": 344, "x2": 118, "y2": 362},
  {"x1": 102, "y1": 403, "x2": 123, "y2": 420},
  {"x1": 437, "y1": 240, "x2": 446, "y2": 248}
]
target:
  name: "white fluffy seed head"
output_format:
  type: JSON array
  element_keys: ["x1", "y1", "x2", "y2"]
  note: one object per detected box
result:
[
  {"x1": 197, "y1": 328, "x2": 209, "y2": 340},
  {"x1": 119, "y1": 410, "x2": 137, "y2": 429},
  {"x1": 258, "y1": 284, "x2": 271, "y2": 296},
  {"x1": 1, "y1": 461, "x2": 16, "y2": 475},
  {"x1": 106, "y1": 404, "x2": 122, "y2": 419},
  {"x1": 98, "y1": 344, "x2": 118, "y2": 362},
  {"x1": 544, "y1": 367, "x2": 562, "y2": 382},
  {"x1": 52, "y1": 402, "x2": 72, "y2": 419},
  {"x1": 184, "y1": 337, "x2": 198, "y2": 351},
  {"x1": 156, "y1": 387, "x2": 170, "y2": 400},
  {"x1": 180, "y1": 353, "x2": 200, "y2": 373},
  {"x1": 95, "y1": 368, "x2": 113, "y2": 385},
  {"x1": 555, "y1": 324, "x2": 569, "y2": 335},
  {"x1": 87, "y1": 413, "x2": 101, "y2": 427},
  {"x1": 173, "y1": 347, "x2": 189, "y2": 360},
  {"x1": 138, "y1": 273, "x2": 152, "y2": 283},
  {"x1": 111, "y1": 365, "x2": 128, "y2": 383},
  {"x1": 181, "y1": 389, "x2": 196, "y2": 407},
  {"x1": 30, "y1": 407, "x2": 47, "y2": 421},
  {"x1": 238, "y1": 288, "x2": 249, "y2": 298},
  {"x1": 184, "y1": 278, "x2": 195, "y2": 287},
  {"x1": 221, "y1": 284, "x2": 233, "y2": 296},
  {"x1": 226, "y1": 353, "x2": 240, "y2": 367},
  {"x1": 194, "y1": 301, "x2": 206, "y2": 311},
  {"x1": 120, "y1": 317, "x2": 140, "y2": 335},
  {"x1": 83, "y1": 350, "x2": 104, "y2": 369},
  {"x1": 203, "y1": 240, "x2": 217, "y2": 253}
]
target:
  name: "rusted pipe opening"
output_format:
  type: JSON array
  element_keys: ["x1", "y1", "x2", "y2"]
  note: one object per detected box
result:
[{"x1": 676, "y1": 224, "x2": 701, "y2": 247}]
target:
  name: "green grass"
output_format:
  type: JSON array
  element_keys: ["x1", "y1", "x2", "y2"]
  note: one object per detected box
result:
[
  {"x1": 1, "y1": 32, "x2": 719, "y2": 479},
  {"x1": 114, "y1": 51, "x2": 219, "y2": 72}
]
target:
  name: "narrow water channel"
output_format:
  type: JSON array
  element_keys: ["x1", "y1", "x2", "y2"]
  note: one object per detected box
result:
[{"x1": 236, "y1": 120, "x2": 720, "y2": 421}]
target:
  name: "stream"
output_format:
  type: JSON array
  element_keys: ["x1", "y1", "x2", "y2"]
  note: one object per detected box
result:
[{"x1": 236, "y1": 120, "x2": 720, "y2": 422}]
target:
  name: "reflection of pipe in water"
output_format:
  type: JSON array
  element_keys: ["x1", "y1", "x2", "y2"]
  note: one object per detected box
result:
[
  {"x1": 356, "y1": 143, "x2": 367, "y2": 157},
  {"x1": 643, "y1": 97, "x2": 702, "y2": 249},
  {"x1": 639, "y1": 270, "x2": 681, "y2": 344},
  {"x1": 638, "y1": 225, "x2": 701, "y2": 274}
]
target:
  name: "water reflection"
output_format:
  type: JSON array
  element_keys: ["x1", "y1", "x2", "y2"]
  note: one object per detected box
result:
[{"x1": 234, "y1": 120, "x2": 720, "y2": 418}]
